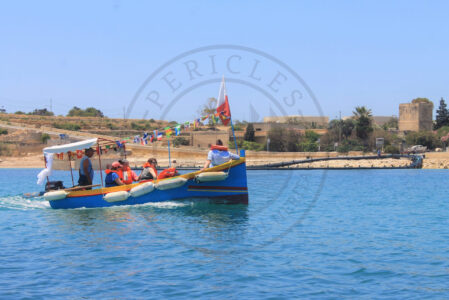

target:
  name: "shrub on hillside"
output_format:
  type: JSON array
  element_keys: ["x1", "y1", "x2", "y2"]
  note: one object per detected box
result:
[
  {"x1": 106, "y1": 122, "x2": 118, "y2": 130},
  {"x1": 40, "y1": 133, "x2": 51, "y2": 144},
  {"x1": 29, "y1": 108, "x2": 54, "y2": 116},
  {"x1": 0, "y1": 143, "x2": 10, "y2": 155},
  {"x1": 173, "y1": 137, "x2": 190, "y2": 147},
  {"x1": 53, "y1": 122, "x2": 81, "y2": 131},
  {"x1": 131, "y1": 122, "x2": 145, "y2": 131},
  {"x1": 0, "y1": 128, "x2": 7, "y2": 135},
  {"x1": 67, "y1": 106, "x2": 104, "y2": 117}
]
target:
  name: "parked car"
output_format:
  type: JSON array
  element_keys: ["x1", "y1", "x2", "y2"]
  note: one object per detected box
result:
[{"x1": 405, "y1": 145, "x2": 427, "y2": 154}]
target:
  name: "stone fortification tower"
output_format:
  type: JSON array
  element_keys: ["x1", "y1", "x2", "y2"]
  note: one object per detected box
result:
[{"x1": 399, "y1": 102, "x2": 433, "y2": 132}]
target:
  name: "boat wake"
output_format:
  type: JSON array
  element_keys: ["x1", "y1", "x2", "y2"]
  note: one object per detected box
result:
[
  {"x1": 0, "y1": 195, "x2": 50, "y2": 210},
  {"x1": 0, "y1": 195, "x2": 189, "y2": 211}
]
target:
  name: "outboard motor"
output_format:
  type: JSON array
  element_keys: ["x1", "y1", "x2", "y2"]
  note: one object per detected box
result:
[{"x1": 45, "y1": 181, "x2": 65, "y2": 192}]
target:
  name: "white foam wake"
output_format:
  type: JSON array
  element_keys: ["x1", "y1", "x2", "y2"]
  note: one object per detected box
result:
[{"x1": 0, "y1": 196, "x2": 50, "y2": 210}]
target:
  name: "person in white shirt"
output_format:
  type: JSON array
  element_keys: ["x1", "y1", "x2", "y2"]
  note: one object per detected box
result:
[{"x1": 200, "y1": 139, "x2": 240, "y2": 171}]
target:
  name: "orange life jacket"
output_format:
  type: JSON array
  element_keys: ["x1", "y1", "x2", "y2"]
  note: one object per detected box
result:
[
  {"x1": 105, "y1": 169, "x2": 112, "y2": 175},
  {"x1": 157, "y1": 167, "x2": 178, "y2": 179},
  {"x1": 142, "y1": 163, "x2": 158, "y2": 177},
  {"x1": 117, "y1": 167, "x2": 134, "y2": 184},
  {"x1": 211, "y1": 145, "x2": 228, "y2": 151}
]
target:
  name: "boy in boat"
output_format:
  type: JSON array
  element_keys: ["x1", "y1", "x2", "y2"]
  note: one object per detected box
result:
[
  {"x1": 78, "y1": 147, "x2": 94, "y2": 188},
  {"x1": 118, "y1": 159, "x2": 139, "y2": 184},
  {"x1": 200, "y1": 139, "x2": 239, "y2": 171},
  {"x1": 138, "y1": 158, "x2": 158, "y2": 181},
  {"x1": 105, "y1": 161, "x2": 124, "y2": 187}
]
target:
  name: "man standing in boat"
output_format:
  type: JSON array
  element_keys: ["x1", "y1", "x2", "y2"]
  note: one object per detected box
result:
[
  {"x1": 200, "y1": 139, "x2": 240, "y2": 171},
  {"x1": 78, "y1": 147, "x2": 94, "y2": 188}
]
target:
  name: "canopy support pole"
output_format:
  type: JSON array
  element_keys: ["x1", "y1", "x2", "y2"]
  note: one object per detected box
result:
[
  {"x1": 68, "y1": 152, "x2": 74, "y2": 186},
  {"x1": 97, "y1": 143, "x2": 104, "y2": 188},
  {"x1": 44, "y1": 154, "x2": 49, "y2": 184}
]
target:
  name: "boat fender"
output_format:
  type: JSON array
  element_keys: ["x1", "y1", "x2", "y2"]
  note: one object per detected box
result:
[
  {"x1": 156, "y1": 177, "x2": 187, "y2": 190},
  {"x1": 44, "y1": 190, "x2": 68, "y2": 201},
  {"x1": 103, "y1": 191, "x2": 129, "y2": 202},
  {"x1": 195, "y1": 172, "x2": 228, "y2": 183},
  {"x1": 130, "y1": 182, "x2": 155, "y2": 198}
]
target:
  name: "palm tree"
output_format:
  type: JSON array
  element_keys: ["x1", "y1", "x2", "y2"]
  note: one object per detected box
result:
[
  {"x1": 352, "y1": 106, "x2": 373, "y2": 141},
  {"x1": 352, "y1": 106, "x2": 372, "y2": 119}
]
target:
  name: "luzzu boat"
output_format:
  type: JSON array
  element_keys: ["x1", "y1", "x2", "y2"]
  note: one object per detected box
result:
[{"x1": 39, "y1": 138, "x2": 249, "y2": 209}]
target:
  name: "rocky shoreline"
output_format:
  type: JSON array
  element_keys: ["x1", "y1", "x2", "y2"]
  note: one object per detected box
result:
[{"x1": 0, "y1": 153, "x2": 447, "y2": 169}]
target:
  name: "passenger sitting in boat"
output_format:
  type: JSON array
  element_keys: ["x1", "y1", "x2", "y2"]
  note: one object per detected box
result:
[
  {"x1": 138, "y1": 158, "x2": 158, "y2": 181},
  {"x1": 200, "y1": 139, "x2": 239, "y2": 171},
  {"x1": 118, "y1": 159, "x2": 138, "y2": 184},
  {"x1": 105, "y1": 161, "x2": 124, "y2": 187},
  {"x1": 78, "y1": 147, "x2": 94, "y2": 188}
]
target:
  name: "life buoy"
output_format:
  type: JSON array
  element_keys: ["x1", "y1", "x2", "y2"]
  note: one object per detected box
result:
[
  {"x1": 44, "y1": 190, "x2": 68, "y2": 201},
  {"x1": 103, "y1": 191, "x2": 129, "y2": 202},
  {"x1": 195, "y1": 172, "x2": 228, "y2": 183},
  {"x1": 156, "y1": 177, "x2": 187, "y2": 190},
  {"x1": 130, "y1": 182, "x2": 155, "y2": 198},
  {"x1": 157, "y1": 167, "x2": 178, "y2": 179},
  {"x1": 76, "y1": 150, "x2": 83, "y2": 159},
  {"x1": 211, "y1": 145, "x2": 228, "y2": 151}
]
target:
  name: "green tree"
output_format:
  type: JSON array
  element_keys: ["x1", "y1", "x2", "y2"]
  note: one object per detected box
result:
[
  {"x1": 353, "y1": 106, "x2": 373, "y2": 140},
  {"x1": 267, "y1": 126, "x2": 287, "y2": 152},
  {"x1": 342, "y1": 119, "x2": 355, "y2": 138},
  {"x1": 29, "y1": 108, "x2": 54, "y2": 116},
  {"x1": 412, "y1": 97, "x2": 433, "y2": 106},
  {"x1": 67, "y1": 106, "x2": 104, "y2": 117},
  {"x1": 243, "y1": 123, "x2": 255, "y2": 142},
  {"x1": 405, "y1": 131, "x2": 441, "y2": 150},
  {"x1": 286, "y1": 130, "x2": 299, "y2": 152},
  {"x1": 435, "y1": 98, "x2": 449, "y2": 130},
  {"x1": 382, "y1": 117, "x2": 398, "y2": 130}
]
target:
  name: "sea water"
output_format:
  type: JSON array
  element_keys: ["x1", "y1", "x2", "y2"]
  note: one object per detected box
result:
[{"x1": 0, "y1": 168, "x2": 448, "y2": 299}]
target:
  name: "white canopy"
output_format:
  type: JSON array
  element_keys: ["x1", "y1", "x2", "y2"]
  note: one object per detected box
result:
[{"x1": 43, "y1": 138, "x2": 98, "y2": 154}]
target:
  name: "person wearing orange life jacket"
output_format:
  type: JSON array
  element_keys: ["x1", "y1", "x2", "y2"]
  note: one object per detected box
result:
[
  {"x1": 200, "y1": 139, "x2": 239, "y2": 171},
  {"x1": 138, "y1": 158, "x2": 158, "y2": 181},
  {"x1": 105, "y1": 161, "x2": 124, "y2": 187},
  {"x1": 117, "y1": 159, "x2": 139, "y2": 185}
]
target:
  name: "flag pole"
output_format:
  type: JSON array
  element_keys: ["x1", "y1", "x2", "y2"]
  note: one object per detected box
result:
[
  {"x1": 230, "y1": 117, "x2": 239, "y2": 155},
  {"x1": 167, "y1": 138, "x2": 171, "y2": 168}
]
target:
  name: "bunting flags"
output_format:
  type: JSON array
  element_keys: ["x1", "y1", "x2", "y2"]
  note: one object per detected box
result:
[
  {"x1": 122, "y1": 108, "x2": 232, "y2": 146},
  {"x1": 164, "y1": 127, "x2": 173, "y2": 138}
]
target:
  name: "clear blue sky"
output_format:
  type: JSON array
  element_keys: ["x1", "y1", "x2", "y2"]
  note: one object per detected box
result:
[{"x1": 1, "y1": 1, "x2": 448, "y2": 122}]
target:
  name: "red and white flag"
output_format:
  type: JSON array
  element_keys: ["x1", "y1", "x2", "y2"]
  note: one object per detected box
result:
[{"x1": 216, "y1": 76, "x2": 231, "y2": 126}]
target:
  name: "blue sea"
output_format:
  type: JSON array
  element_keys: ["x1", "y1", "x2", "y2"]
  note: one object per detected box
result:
[{"x1": 1, "y1": 168, "x2": 449, "y2": 299}]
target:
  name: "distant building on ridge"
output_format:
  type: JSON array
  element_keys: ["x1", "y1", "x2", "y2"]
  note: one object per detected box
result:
[{"x1": 263, "y1": 115, "x2": 329, "y2": 128}]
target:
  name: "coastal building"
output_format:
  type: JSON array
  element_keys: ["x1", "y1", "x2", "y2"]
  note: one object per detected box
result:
[
  {"x1": 190, "y1": 131, "x2": 229, "y2": 148},
  {"x1": 399, "y1": 102, "x2": 433, "y2": 132},
  {"x1": 263, "y1": 115, "x2": 329, "y2": 128},
  {"x1": 372, "y1": 116, "x2": 397, "y2": 127}
]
